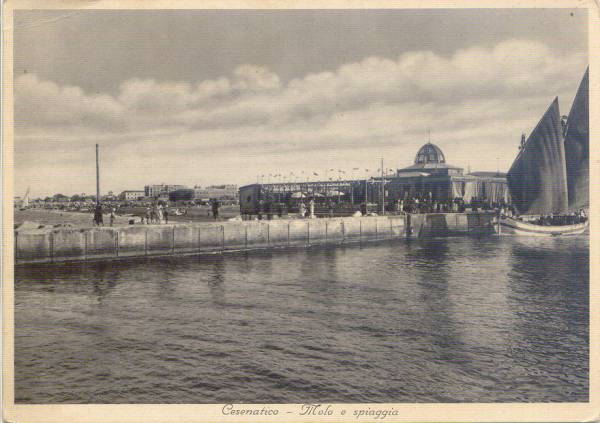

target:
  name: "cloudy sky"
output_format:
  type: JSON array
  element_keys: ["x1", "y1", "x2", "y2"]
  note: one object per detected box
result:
[{"x1": 13, "y1": 9, "x2": 588, "y2": 198}]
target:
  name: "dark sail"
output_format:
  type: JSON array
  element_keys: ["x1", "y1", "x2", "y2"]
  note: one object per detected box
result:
[
  {"x1": 564, "y1": 67, "x2": 589, "y2": 209},
  {"x1": 507, "y1": 97, "x2": 568, "y2": 215}
]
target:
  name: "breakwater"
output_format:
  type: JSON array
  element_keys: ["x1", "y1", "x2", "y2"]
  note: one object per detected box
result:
[{"x1": 14, "y1": 213, "x2": 496, "y2": 265}]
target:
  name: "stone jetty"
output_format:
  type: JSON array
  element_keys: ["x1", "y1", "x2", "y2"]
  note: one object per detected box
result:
[{"x1": 14, "y1": 213, "x2": 496, "y2": 265}]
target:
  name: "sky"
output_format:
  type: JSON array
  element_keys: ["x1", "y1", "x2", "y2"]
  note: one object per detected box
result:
[{"x1": 13, "y1": 9, "x2": 588, "y2": 198}]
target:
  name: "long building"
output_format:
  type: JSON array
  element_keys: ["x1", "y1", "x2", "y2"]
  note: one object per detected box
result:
[
  {"x1": 144, "y1": 184, "x2": 188, "y2": 199},
  {"x1": 119, "y1": 190, "x2": 145, "y2": 201},
  {"x1": 239, "y1": 143, "x2": 509, "y2": 217},
  {"x1": 193, "y1": 184, "x2": 238, "y2": 200}
]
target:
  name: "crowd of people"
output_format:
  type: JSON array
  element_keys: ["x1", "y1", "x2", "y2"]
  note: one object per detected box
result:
[
  {"x1": 392, "y1": 195, "x2": 512, "y2": 215},
  {"x1": 140, "y1": 203, "x2": 170, "y2": 224},
  {"x1": 254, "y1": 198, "x2": 349, "y2": 220},
  {"x1": 531, "y1": 209, "x2": 588, "y2": 226},
  {"x1": 248, "y1": 195, "x2": 514, "y2": 220},
  {"x1": 93, "y1": 204, "x2": 123, "y2": 226},
  {"x1": 92, "y1": 199, "x2": 223, "y2": 227},
  {"x1": 254, "y1": 199, "x2": 288, "y2": 220},
  {"x1": 89, "y1": 194, "x2": 587, "y2": 227}
]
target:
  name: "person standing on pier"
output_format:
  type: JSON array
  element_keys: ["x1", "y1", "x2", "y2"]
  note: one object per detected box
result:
[
  {"x1": 257, "y1": 199, "x2": 264, "y2": 220},
  {"x1": 109, "y1": 208, "x2": 116, "y2": 227},
  {"x1": 309, "y1": 198, "x2": 315, "y2": 219},
  {"x1": 265, "y1": 201, "x2": 273, "y2": 220},
  {"x1": 212, "y1": 199, "x2": 220, "y2": 220},
  {"x1": 93, "y1": 204, "x2": 104, "y2": 226},
  {"x1": 157, "y1": 204, "x2": 164, "y2": 223},
  {"x1": 149, "y1": 204, "x2": 156, "y2": 224},
  {"x1": 299, "y1": 201, "x2": 307, "y2": 218},
  {"x1": 396, "y1": 199, "x2": 403, "y2": 214},
  {"x1": 163, "y1": 206, "x2": 169, "y2": 224}
]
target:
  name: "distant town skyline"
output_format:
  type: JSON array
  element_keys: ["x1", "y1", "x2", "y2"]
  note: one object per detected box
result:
[{"x1": 13, "y1": 8, "x2": 588, "y2": 198}]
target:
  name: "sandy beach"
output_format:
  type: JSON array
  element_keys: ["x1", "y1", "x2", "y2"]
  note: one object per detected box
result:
[
  {"x1": 14, "y1": 205, "x2": 242, "y2": 229},
  {"x1": 14, "y1": 209, "x2": 135, "y2": 229}
]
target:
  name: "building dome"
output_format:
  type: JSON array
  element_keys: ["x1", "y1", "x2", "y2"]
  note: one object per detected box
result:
[{"x1": 414, "y1": 143, "x2": 446, "y2": 164}]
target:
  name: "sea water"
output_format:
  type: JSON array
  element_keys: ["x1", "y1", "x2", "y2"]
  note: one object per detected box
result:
[{"x1": 14, "y1": 236, "x2": 589, "y2": 403}]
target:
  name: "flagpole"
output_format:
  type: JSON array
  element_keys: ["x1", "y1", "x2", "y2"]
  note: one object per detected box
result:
[
  {"x1": 380, "y1": 157, "x2": 384, "y2": 215},
  {"x1": 96, "y1": 144, "x2": 100, "y2": 205},
  {"x1": 365, "y1": 169, "x2": 368, "y2": 214}
]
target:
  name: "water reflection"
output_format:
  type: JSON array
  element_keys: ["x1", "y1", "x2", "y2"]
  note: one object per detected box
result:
[
  {"x1": 89, "y1": 262, "x2": 118, "y2": 303},
  {"x1": 16, "y1": 260, "x2": 122, "y2": 302},
  {"x1": 507, "y1": 237, "x2": 589, "y2": 345},
  {"x1": 407, "y1": 239, "x2": 469, "y2": 367},
  {"x1": 14, "y1": 237, "x2": 589, "y2": 403},
  {"x1": 206, "y1": 256, "x2": 226, "y2": 306}
]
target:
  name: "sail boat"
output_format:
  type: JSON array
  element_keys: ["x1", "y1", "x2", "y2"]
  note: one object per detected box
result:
[
  {"x1": 19, "y1": 187, "x2": 30, "y2": 210},
  {"x1": 499, "y1": 68, "x2": 589, "y2": 236}
]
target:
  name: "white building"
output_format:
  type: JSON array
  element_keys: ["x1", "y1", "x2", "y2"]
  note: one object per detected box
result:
[
  {"x1": 193, "y1": 184, "x2": 238, "y2": 200},
  {"x1": 119, "y1": 190, "x2": 145, "y2": 201},
  {"x1": 144, "y1": 184, "x2": 187, "y2": 198}
]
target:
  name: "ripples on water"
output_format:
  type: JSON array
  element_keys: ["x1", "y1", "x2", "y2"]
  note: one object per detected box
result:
[{"x1": 15, "y1": 236, "x2": 589, "y2": 403}]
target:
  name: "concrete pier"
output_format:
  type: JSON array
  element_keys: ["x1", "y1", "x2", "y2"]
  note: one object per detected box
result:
[{"x1": 14, "y1": 213, "x2": 496, "y2": 265}]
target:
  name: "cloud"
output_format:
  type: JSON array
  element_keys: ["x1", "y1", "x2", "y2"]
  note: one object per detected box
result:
[
  {"x1": 233, "y1": 64, "x2": 281, "y2": 91},
  {"x1": 13, "y1": 38, "x2": 587, "y2": 197},
  {"x1": 15, "y1": 73, "x2": 125, "y2": 131},
  {"x1": 16, "y1": 39, "x2": 584, "y2": 133}
]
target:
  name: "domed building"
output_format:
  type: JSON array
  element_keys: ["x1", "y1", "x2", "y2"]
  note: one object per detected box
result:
[
  {"x1": 239, "y1": 141, "x2": 510, "y2": 218},
  {"x1": 398, "y1": 143, "x2": 464, "y2": 175},
  {"x1": 381, "y1": 142, "x2": 509, "y2": 205},
  {"x1": 415, "y1": 143, "x2": 446, "y2": 164}
]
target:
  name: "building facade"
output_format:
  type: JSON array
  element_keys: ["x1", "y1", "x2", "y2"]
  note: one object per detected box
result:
[
  {"x1": 144, "y1": 184, "x2": 188, "y2": 199},
  {"x1": 383, "y1": 143, "x2": 509, "y2": 205},
  {"x1": 239, "y1": 143, "x2": 509, "y2": 217},
  {"x1": 193, "y1": 185, "x2": 238, "y2": 200},
  {"x1": 119, "y1": 190, "x2": 145, "y2": 201}
]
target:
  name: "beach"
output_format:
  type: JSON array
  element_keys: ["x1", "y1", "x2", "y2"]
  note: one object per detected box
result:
[{"x1": 14, "y1": 206, "x2": 242, "y2": 229}]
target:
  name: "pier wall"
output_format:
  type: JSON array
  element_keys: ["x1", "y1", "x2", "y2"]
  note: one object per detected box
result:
[
  {"x1": 409, "y1": 212, "x2": 497, "y2": 238},
  {"x1": 14, "y1": 213, "x2": 496, "y2": 265}
]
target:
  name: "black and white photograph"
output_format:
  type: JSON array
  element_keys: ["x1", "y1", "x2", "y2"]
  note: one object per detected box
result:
[{"x1": 2, "y1": 2, "x2": 598, "y2": 422}]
